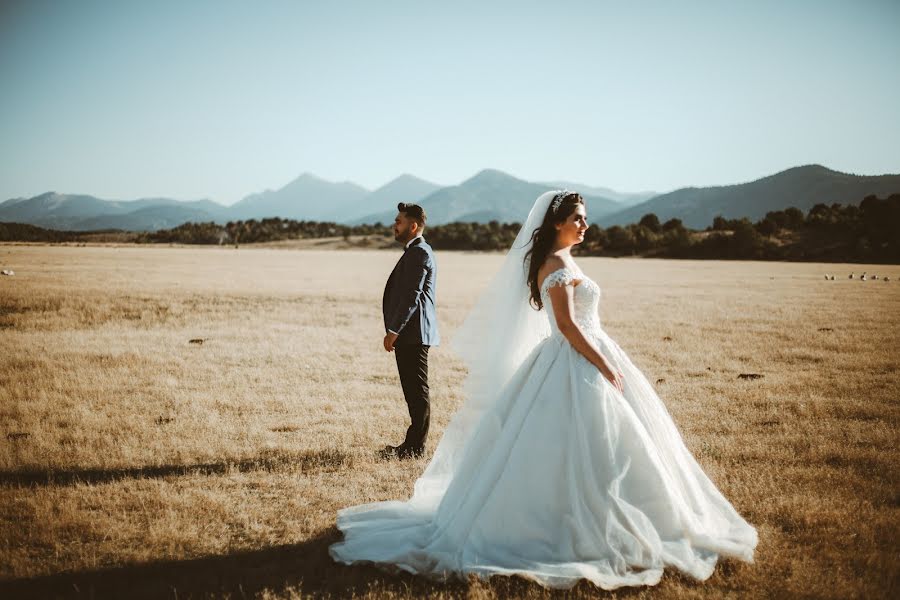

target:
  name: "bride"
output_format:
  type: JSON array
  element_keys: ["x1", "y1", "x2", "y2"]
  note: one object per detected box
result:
[{"x1": 329, "y1": 190, "x2": 758, "y2": 590}]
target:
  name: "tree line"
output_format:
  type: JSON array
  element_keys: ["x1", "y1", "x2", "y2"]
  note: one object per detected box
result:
[
  {"x1": 2, "y1": 194, "x2": 898, "y2": 263},
  {"x1": 134, "y1": 218, "x2": 525, "y2": 250},
  {"x1": 593, "y1": 194, "x2": 900, "y2": 262}
]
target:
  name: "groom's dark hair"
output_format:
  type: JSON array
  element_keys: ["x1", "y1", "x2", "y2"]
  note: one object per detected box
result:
[{"x1": 398, "y1": 203, "x2": 426, "y2": 228}]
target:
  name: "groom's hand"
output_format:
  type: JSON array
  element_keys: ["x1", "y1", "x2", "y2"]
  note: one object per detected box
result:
[{"x1": 383, "y1": 332, "x2": 399, "y2": 352}]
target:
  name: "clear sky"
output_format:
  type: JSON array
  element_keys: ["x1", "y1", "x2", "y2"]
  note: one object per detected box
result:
[{"x1": 1, "y1": 0, "x2": 898, "y2": 205}]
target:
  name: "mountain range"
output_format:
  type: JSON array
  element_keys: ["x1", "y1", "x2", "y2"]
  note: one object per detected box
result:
[
  {"x1": 598, "y1": 165, "x2": 900, "y2": 229},
  {"x1": 1, "y1": 165, "x2": 897, "y2": 232},
  {"x1": 349, "y1": 169, "x2": 625, "y2": 226}
]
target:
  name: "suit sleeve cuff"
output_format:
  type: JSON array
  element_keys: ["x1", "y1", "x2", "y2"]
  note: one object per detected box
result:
[{"x1": 387, "y1": 329, "x2": 399, "y2": 335}]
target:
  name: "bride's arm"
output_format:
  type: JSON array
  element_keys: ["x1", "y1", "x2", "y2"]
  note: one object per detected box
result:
[{"x1": 547, "y1": 284, "x2": 624, "y2": 392}]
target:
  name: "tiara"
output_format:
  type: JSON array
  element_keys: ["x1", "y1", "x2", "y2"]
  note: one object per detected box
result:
[{"x1": 550, "y1": 190, "x2": 570, "y2": 213}]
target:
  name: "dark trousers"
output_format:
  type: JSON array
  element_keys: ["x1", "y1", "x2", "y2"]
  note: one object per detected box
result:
[{"x1": 394, "y1": 344, "x2": 430, "y2": 450}]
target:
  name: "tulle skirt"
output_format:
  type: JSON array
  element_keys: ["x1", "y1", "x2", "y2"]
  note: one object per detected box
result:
[{"x1": 329, "y1": 325, "x2": 758, "y2": 590}]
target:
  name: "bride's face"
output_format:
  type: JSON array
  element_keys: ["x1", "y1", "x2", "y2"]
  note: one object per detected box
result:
[{"x1": 555, "y1": 204, "x2": 588, "y2": 247}]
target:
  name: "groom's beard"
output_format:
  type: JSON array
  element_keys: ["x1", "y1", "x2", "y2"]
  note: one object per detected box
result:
[{"x1": 394, "y1": 227, "x2": 414, "y2": 244}]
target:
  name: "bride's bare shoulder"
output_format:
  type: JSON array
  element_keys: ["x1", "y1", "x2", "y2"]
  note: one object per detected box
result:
[{"x1": 537, "y1": 255, "x2": 567, "y2": 288}]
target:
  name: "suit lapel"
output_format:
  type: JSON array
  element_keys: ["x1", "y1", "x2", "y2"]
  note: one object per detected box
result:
[
  {"x1": 392, "y1": 238, "x2": 423, "y2": 274},
  {"x1": 387, "y1": 237, "x2": 425, "y2": 291}
]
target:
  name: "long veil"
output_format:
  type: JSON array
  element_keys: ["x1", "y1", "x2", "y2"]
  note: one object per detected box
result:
[
  {"x1": 333, "y1": 189, "x2": 759, "y2": 585},
  {"x1": 406, "y1": 190, "x2": 560, "y2": 508}
]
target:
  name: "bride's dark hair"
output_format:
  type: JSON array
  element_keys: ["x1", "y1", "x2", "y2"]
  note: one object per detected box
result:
[{"x1": 524, "y1": 191, "x2": 585, "y2": 310}]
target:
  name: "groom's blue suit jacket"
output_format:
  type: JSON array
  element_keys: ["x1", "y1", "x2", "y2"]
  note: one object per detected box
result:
[{"x1": 383, "y1": 236, "x2": 440, "y2": 346}]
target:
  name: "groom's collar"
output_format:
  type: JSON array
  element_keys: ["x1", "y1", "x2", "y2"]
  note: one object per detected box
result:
[{"x1": 405, "y1": 234, "x2": 424, "y2": 250}]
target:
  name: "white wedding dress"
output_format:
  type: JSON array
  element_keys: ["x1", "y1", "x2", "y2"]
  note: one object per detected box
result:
[{"x1": 330, "y1": 261, "x2": 758, "y2": 590}]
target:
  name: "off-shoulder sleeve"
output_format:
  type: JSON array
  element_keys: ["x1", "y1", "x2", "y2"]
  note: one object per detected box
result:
[{"x1": 541, "y1": 267, "x2": 577, "y2": 294}]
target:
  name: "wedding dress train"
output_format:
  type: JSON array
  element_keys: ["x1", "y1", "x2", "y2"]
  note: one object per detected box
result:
[{"x1": 330, "y1": 265, "x2": 757, "y2": 590}]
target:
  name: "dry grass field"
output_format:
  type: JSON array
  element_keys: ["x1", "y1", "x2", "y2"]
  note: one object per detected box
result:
[{"x1": 0, "y1": 243, "x2": 898, "y2": 599}]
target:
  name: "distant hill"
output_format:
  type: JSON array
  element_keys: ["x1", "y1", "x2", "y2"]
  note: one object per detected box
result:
[
  {"x1": 542, "y1": 181, "x2": 657, "y2": 207},
  {"x1": 350, "y1": 174, "x2": 441, "y2": 218},
  {"x1": 71, "y1": 205, "x2": 222, "y2": 232},
  {"x1": 227, "y1": 173, "x2": 369, "y2": 222},
  {"x1": 0, "y1": 192, "x2": 120, "y2": 223},
  {"x1": 0, "y1": 192, "x2": 227, "y2": 231},
  {"x1": 599, "y1": 165, "x2": 900, "y2": 229},
  {"x1": 354, "y1": 169, "x2": 623, "y2": 226},
  {"x1": 228, "y1": 173, "x2": 442, "y2": 223}
]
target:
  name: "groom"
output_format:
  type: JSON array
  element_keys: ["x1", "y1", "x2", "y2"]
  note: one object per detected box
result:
[{"x1": 380, "y1": 202, "x2": 440, "y2": 460}]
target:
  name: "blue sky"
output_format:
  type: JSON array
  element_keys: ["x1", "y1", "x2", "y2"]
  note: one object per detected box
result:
[{"x1": 1, "y1": 0, "x2": 898, "y2": 204}]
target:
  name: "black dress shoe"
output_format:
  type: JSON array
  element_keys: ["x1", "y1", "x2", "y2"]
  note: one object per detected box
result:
[{"x1": 397, "y1": 445, "x2": 424, "y2": 459}]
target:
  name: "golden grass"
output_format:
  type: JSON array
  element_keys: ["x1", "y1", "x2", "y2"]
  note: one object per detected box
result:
[{"x1": 0, "y1": 244, "x2": 898, "y2": 599}]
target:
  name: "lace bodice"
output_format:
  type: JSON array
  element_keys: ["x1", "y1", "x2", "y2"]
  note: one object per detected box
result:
[{"x1": 539, "y1": 266, "x2": 602, "y2": 335}]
